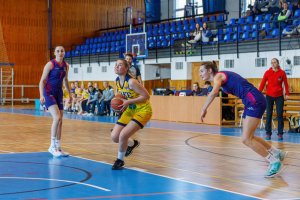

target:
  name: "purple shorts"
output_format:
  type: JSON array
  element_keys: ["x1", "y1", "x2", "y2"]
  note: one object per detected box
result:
[
  {"x1": 242, "y1": 90, "x2": 266, "y2": 119},
  {"x1": 44, "y1": 90, "x2": 64, "y2": 110}
]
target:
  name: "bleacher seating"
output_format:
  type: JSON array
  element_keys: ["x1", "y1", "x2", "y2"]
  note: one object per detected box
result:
[{"x1": 64, "y1": 7, "x2": 300, "y2": 58}]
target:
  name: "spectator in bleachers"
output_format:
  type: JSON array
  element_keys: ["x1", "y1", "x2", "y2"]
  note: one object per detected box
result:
[
  {"x1": 252, "y1": 0, "x2": 269, "y2": 15},
  {"x1": 93, "y1": 82, "x2": 102, "y2": 95},
  {"x1": 191, "y1": 82, "x2": 202, "y2": 96},
  {"x1": 204, "y1": 81, "x2": 213, "y2": 94},
  {"x1": 86, "y1": 85, "x2": 99, "y2": 116},
  {"x1": 163, "y1": 88, "x2": 174, "y2": 96},
  {"x1": 200, "y1": 22, "x2": 213, "y2": 43},
  {"x1": 187, "y1": 23, "x2": 201, "y2": 45},
  {"x1": 77, "y1": 86, "x2": 89, "y2": 115},
  {"x1": 70, "y1": 82, "x2": 75, "y2": 93},
  {"x1": 98, "y1": 81, "x2": 115, "y2": 116},
  {"x1": 198, "y1": 81, "x2": 213, "y2": 96},
  {"x1": 63, "y1": 87, "x2": 71, "y2": 112},
  {"x1": 125, "y1": 53, "x2": 142, "y2": 84},
  {"x1": 290, "y1": 0, "x2": 300, "y2": 15},
  {"x1": 266, "y1": 0, "x2": 280, "y2": 14},
  {"x1": 277, "y1": 2, "x2": 292, "y2": 28}
]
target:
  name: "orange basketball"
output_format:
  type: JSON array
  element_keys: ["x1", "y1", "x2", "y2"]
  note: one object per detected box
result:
[
  {"x1": 110, "y1": 97, "x2": 124, "y2": 112},
  {"x1": 114, "y1": 93, "x2": 125, "y2": 99}
]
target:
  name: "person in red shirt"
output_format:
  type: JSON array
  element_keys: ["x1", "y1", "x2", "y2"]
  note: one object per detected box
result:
[{"x1": 259, "y1": 58, "x2": 289, "y2": 141}]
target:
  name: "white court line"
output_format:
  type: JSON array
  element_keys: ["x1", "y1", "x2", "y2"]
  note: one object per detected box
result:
[
  {"x1": 73, "y1": 155, "x2": 264, "y2": 200},
  {"x1": 0, "y1": 150, "x2": 14, "y2": 153},
  {"x1": 0, "y1": 177, "x2": 110, "y2": 192}
]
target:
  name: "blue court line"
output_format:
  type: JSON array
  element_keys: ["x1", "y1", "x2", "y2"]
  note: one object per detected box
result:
[
  {"x1": 1, "y1": 108, "x2": 300, "y2": 144},
  {"x1": 0, "y1": 152, "x2": 261, "y2": 200}
]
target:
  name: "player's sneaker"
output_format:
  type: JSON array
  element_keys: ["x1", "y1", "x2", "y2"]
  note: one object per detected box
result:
[
  {"x1": 264, "y1": 161, "x2": 283, "y2": 178},
  {"x1": 48, "y1": 146, "x2": 62, "y2": 157},
  {"x1": 265, "y1": 134, "x2": 271, "y2": 141},
  {"x1": 58, "y1": 148, "x2": 70, "y2": 157},
  {"x1": 112, "y1": 159, "x2": 124, "y2": 170},
  {"x1": 275, "y1": 150, "x2": 288, "y2": 162},
  {"x1": 125, "y1": 140, "x2": 140, "y2": 157}
]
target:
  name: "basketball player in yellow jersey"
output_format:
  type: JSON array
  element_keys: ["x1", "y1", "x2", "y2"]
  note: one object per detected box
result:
[{"x1": 111, "y1": 59, "x2": 152, "y2": 170}]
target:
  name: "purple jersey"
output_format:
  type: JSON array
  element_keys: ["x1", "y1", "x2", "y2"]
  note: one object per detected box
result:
[
  {"x1": 44, "y1": 59, "x2": 67, "y2": 93},
  {"x1": 43, "y1": 59, "x2": 68, "y2": 110},
  {"x1": 218, "y1": 71, "x2": 266, "y2": 119}
]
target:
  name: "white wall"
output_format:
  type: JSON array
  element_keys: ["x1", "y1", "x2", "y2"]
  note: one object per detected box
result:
[
  {"x1": 68, "y1": 62, "x2": 116, "y2": 81},
  {"x1": 68, "y1": 49, "x2": 300, "y2": 81},
  {"x1": 144, "y1": 64, "x2": 171, "y2": 80}
]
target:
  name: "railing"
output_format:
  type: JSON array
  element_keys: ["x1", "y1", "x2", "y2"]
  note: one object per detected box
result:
[{"x1": 0, "y1": 85, "x2": 38, "y2": 104}]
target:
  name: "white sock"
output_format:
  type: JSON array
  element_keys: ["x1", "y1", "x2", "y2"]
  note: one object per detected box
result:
[
  {"x1": 50, "y1": 137, "x2": 56, "y2": 148},
  {"x1": 55, "y1": 139, "x2": 61, "y2": 149},
  {"x1": 117, "y1": 151, "x2": 126, "y2": 161},
  {"x1": 265, "y1": 153, "x2": 279, "y2": 164},
  {"x1": 128, "y1": 139, "x2": 134, "y2": 147},
  {"x1": 268, "y1": 146, "x2": 280, "y2": 156}
]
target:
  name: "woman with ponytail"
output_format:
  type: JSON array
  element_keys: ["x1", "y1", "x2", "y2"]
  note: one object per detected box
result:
[
  {"x1": 199, "y1": 61, "x2": 287, "y2": 178},
  {"x1": 110, "y1": 59, "x2": 152, "y2": 170}
]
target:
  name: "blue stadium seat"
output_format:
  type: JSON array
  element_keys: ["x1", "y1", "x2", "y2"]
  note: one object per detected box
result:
[
  {"x1": 229, "y1": 18, "x2": 236, "y2": 26},
  {"x1": 264, "y1": 14, "x2": 272, "y2": 22},
  {"x1": 65, "y1": 51, "x2": 71, "y2": 58},
  {"x1": 294, "y1": 9, "x2": 300, "y2": 18},
  {"x1": 164, "y1": 23, "x2": 170, "y2": 34},
  {"x1": 170, "y1": 22, "x2": 177, "y2": 33},
  {"x1": 209, "y1": 15, "x2": 216, "y2": 21},
  {"x1": 217, "y1": 14, "x2": 224, "y2": 22},
  {"x1": 237, "y1": 17, "x2": 245, "y2": 25},
  {"x1": 223, "y1": 33, "x2": 232, "y2": 42},
  {"x1": 261, "y1": 22, "x2": 271, "y2": 31},
  {"x1": 189, "y1": 23, "x2": 196, "y2": 31},
  {"x1": 195, "y1": 17, "x2": 201, "y2": 24},
  {"x1": 243, "y1": 25, "x2": 251, "y2": 32},
  {"x1": 252, "y1": 23, "x2": 259, "y2": 31},
  {"x1": 226, "y1": 26, "x2": 233, "y2": 34},
  {"x1": 255, "y1": 15, "x2": 263, "y2": 23},
  {"x1": 245, "y1": 16, "x2": 253, "y2": 24},
  {"x1": 159, "y1": 24, "x2": 165, "y2": 35},
  {"x1": 241, "y1": 32, "x2": 252, "y2": 40},
  {"x1": 203, "y1": 16, "x2": 208, "y2": 22}
]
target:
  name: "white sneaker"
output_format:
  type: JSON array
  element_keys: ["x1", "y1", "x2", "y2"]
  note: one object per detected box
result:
[
  {"x1": 58, "y1": 148, "x2": 70, "y2": 157},
  {"x1": 48, "y1": 147, "x2": 62, "y2": 157}
]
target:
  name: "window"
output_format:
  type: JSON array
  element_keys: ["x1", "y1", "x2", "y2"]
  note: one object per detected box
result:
[
  {"x1": 101, "y1": 66, "x2": 107, "y2": 72},
  {"x1": 293, "y1": 56, "x2": 300, "y2": 66},
  {"x1": 87, "y1": 66, "x2": 92, "y2": 73},
  {"x1": 175, "y1": 0, "x2": 203, "y2": 18},
  {"x1": 255, "y1": 58, "x2": 267, "y2": 67},
  {"x1": 175, "y1": 62, "x2": 183, "y2": 70},
  {"x1": 224, "y1": 60, "x2": 234, "y2": 68}
]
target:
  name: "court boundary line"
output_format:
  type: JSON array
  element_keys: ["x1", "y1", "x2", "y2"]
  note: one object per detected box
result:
[
  {"x1": 0, "y1": 177, "x2": 110, "y2": 192},
  {"x1": 72, "y1": 155, "x2": 264, "y2": 200}
]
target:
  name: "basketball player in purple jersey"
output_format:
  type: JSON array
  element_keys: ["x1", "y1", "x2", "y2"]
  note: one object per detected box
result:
[
  {"x1": 39, "y1": 46, "x2": 70, "y2": 157},
  {"x1": 199, "y1": 61, "x2": 287, "y2": 178}
]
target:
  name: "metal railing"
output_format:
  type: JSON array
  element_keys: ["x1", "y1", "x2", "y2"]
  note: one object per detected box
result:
[{"x1": 0, "y1": 85, "x2": 38, "y2": 104}]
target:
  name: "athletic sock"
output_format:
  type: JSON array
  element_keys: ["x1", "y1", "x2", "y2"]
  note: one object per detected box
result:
[
  {"x1": 117, "y1": 151, "x2": 126, "y2": 161},
  {"x1": 128, "y1": 139, "x2": 134, "y2": 147},
  {"x1": 265, "y1": 153, "x2": 279, "y2": 164},
  {"x1": 268, "y1": 146, "x2": 280, "y2": 156},
  {"x1": 50, "y1": 137, "x2": 56, "y2": 148},
  {"x1": 55, "y1": 139, "x2": 61, "y2": 149}
]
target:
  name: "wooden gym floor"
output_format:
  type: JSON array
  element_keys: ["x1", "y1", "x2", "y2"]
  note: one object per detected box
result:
[{"x1": 0, "y1": 106, "x2": 300, "y2": 199}]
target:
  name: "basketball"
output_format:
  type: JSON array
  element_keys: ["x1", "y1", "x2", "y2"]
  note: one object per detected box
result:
[{"x1": 111, "y1": 94, "x2": 125, "y2": 112}]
